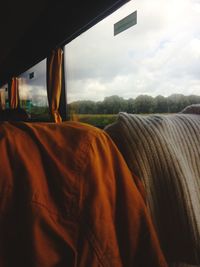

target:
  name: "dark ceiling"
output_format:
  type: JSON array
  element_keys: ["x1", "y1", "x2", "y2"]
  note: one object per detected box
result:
[{"x1": 0, "y1": 0, "x2": 129, "y2": 86}]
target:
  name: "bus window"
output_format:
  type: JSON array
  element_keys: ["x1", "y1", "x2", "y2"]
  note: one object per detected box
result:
[
  {"x1": 0, "y1": 84, "x2": 9, "y2": 110},
  {"x1": 18, "y1": 59, "x2": 50, "y2": 121},
  {"x1": 64, "y1": 0, "x2": 200, "y2": 128}
]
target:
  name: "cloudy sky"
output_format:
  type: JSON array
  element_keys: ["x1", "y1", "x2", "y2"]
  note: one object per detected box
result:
[{"x1": 65, "y1": 0, "x2": 200, "y2": 103}]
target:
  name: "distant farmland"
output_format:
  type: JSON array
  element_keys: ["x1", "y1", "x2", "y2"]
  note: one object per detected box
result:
[
  {"x1": 68, "y1": 94, "x2": 200, "y2": 128},
  {"x1": 70, "y1": 114, "x2": 118, "y2": 128},
  {"x1": 71, "y1": 113, "x2": 172, "y2": 128}
]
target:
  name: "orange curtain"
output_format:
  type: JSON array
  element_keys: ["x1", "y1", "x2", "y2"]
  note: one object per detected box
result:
[
  {"x1": 0, "y1": 90, "x2": 5, "y2": 110},
  {"x1": 0, "y1": 91, "x2": 2, "y2": 110},
  {"x1": 47, "y1": 48, "x2": 63, "y2": 123},
  {"x1": 10, "y1": 77, "x2": 19, "y2": 109}
]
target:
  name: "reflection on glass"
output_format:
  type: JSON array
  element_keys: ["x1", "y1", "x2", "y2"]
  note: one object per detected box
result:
[
  {"x1": 0, "y1": 84, "x2": 9, "y2": 110},
  {"x1": 65, "y1": 0, "x2": 200, "y2": 128},
  {"x1": 18, "y1": 59, "x2": 49, "y2": 121}
]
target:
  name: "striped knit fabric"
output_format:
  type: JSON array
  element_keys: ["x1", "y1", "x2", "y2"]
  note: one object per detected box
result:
[
  {"x1": 181, "y1": 104, "x2": 200, "y2": 115},
  {"x1": 105, "y1": 112, "x2": 200, "y2": 266}
]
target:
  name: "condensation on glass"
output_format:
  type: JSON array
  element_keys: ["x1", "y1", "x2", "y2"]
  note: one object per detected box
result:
[
  {"x1": 0, "y1": 84, "x2": 9, "y2": 110},
  {"x1": 18, "y1": 59, "x2": 49, "y2": 121},
  {"x1": 64, "y1": 0, "x2": 200, "y2": 128}
]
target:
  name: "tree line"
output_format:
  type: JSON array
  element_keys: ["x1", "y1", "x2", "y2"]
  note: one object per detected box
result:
[{"x1": 68, "y1": 94, "x2": 200, "y2": 114}]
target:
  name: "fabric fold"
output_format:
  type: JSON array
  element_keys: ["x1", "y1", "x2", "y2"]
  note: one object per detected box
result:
[
  {"x1": 105, "y1": 112, "x2": 200, "y2": 265},
  {"x1": 0, "y1": 121, "x2": 168, "y2": 267},
  {"x1": 10, "y1": 77, "x2": 19, "y2": 109},
  {"x1": 47, "y1": 48, "x2": 63, "y2": 123}
]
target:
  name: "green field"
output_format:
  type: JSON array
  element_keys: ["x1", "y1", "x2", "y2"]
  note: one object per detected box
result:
[
  {"x1": 72, "y1": 114, "x2": 118, "y2": 128},
  {"x1": 70, "y1": 113, "x2": 174, "y2": 129}
]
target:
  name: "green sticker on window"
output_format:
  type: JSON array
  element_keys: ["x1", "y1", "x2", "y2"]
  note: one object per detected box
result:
[{"x1": 114, "y1": 11, "x2": 137, "y2": 36}]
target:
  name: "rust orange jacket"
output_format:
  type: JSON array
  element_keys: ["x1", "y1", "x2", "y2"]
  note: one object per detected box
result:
[{"x1": 0, "y1": 121, "x2": 168, "y2": 267}]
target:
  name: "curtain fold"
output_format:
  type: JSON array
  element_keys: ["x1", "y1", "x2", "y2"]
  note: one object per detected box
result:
[
  {"x1": 47, "y1": 48, "x2": 63, "y2": 123},
  {"x1": 10, "y1": 77, "x2": 19, "y2": 109},
  {"x1": 0, "y1": 90, "x2": 5, "y2": 110}
]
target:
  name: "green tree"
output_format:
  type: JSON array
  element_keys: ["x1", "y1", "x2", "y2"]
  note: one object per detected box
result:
[
  {"x1": 127, "y1": 98, "x2": 135, "y2": 113},
  {"x1": 153, "y1": 95, "x2": 168, "y2": 113},
  {"x1": 102, "y1": 95, "x2": 127, "y2": 114},
  {"x1": 134, "y1": 95, "x2": 154, "y2": 113},
  {"x1": 187, "y1": 95, "x2": 200, "y2": 105},
  {"x1": 167, "y1": 94, "x2": 189, "y2": 113}
]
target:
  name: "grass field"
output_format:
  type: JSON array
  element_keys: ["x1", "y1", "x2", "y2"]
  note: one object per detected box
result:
[
  {"x1": 70, "y1": 113, "x2": 173, "y2": 128},
  {"x1": 70, "y1": 114, "x2": 118, "y2": 128}
]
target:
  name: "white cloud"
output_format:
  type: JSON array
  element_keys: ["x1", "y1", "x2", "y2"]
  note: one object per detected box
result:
[{"x1": 65, "y1": 0, "x2": 200, "y2": 103}]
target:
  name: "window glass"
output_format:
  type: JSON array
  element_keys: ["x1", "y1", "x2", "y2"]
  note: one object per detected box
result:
[
  {"x1": 0, "y1": 84, "x2": 9, "y2": 110},
  {"x1": 18, "y1": 59, "x2": 49, "y2": 121},
  {"x1": 65, "y1": 0, "x2": 200, "y2": 128}
]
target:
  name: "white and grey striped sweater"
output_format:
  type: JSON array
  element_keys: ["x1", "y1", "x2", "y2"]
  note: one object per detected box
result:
[{"x1": 106, "y1": 112, "x2": 200, "y2": 266}]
